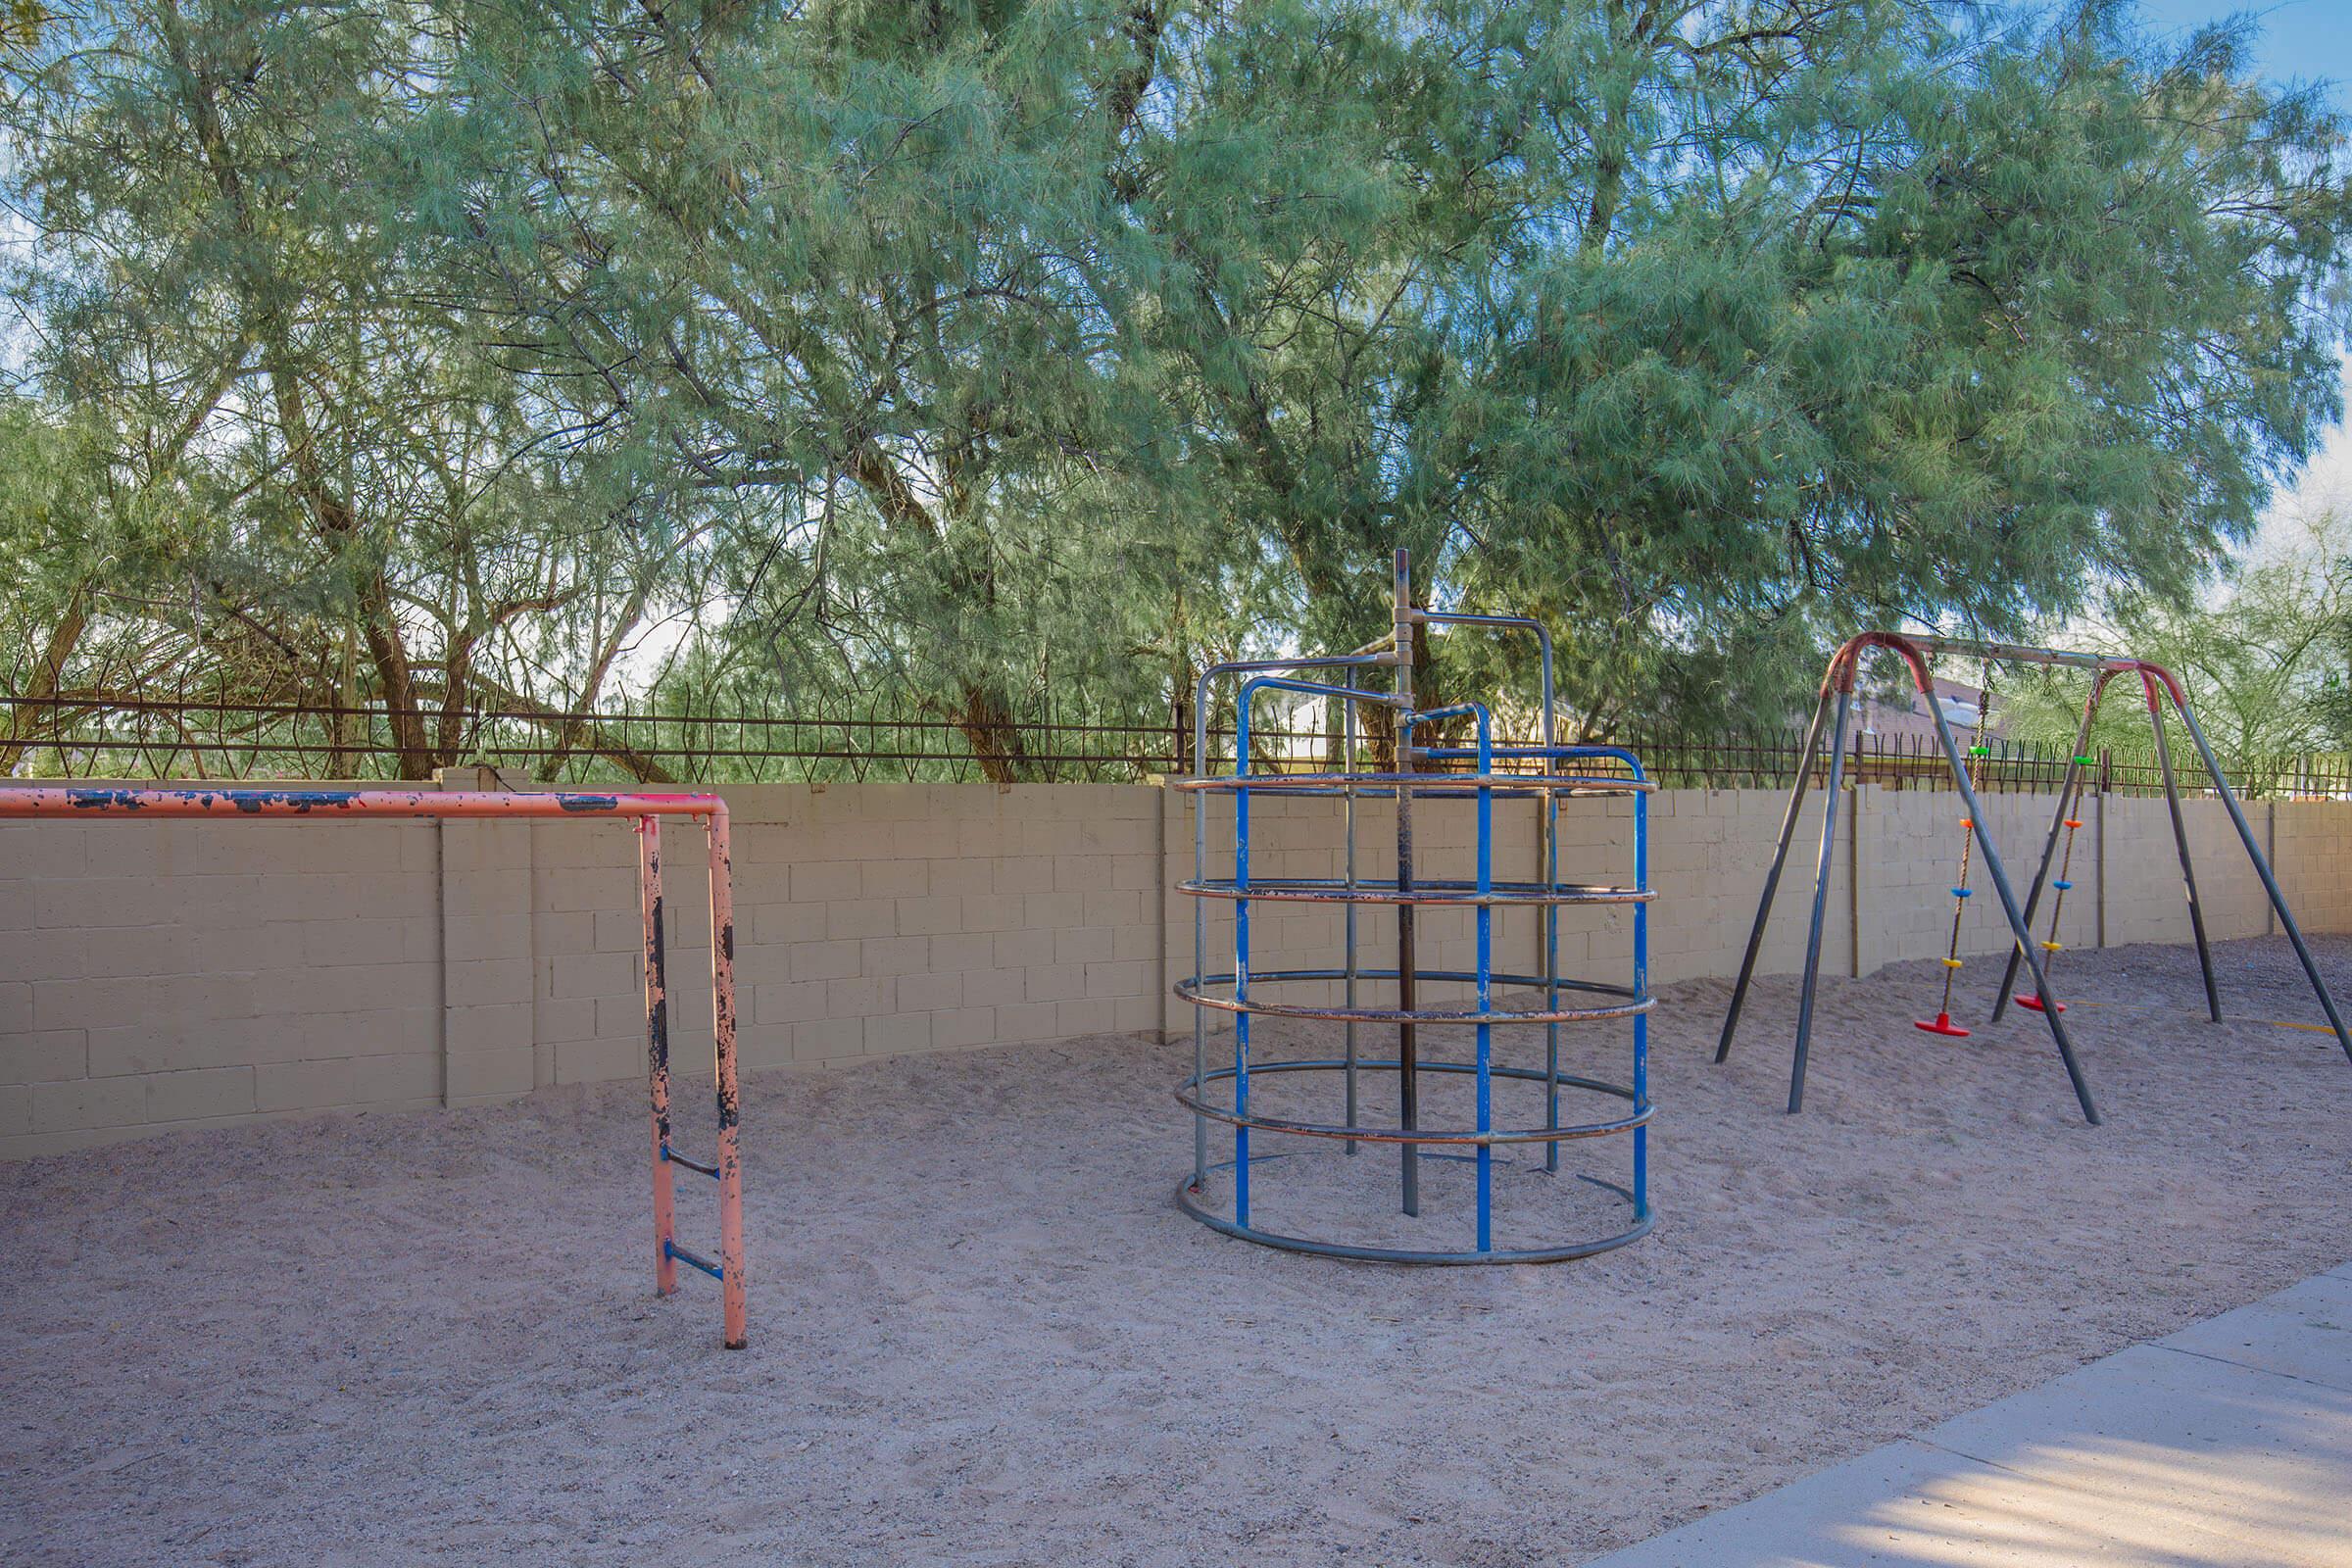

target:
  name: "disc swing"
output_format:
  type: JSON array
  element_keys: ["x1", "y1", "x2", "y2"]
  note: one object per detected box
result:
[
  {"x1": 2012, "y1": 752, "x2": 2091, "y2": 1014},
  {"x1": 1916, "y1": 662, "x2": 1996, "y2": 1039}
]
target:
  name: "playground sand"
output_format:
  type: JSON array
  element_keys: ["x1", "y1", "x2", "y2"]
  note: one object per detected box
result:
[{"x1": 4, "y1": 933, "x2": 2349, "y2": 1567}]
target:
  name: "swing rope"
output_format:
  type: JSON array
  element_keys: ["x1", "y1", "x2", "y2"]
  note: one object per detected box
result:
[
  {"x1": 2016, "y1": 751, "x2": 2092, "y2": 1013},
  {"x1": 1918, "y1": 661, "x2": 1995, "y2": 1038}
]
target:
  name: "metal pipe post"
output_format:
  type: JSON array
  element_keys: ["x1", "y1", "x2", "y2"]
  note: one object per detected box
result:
[
  {"x1": 1235, "y1": 766, "x2": 1255, "y2": 1227},
  {"x1": 2145, "y1": 674, "x2": 2222, "y2": 1022},
  {"x1": 1473, "y1": 713, "x2": 1494, "y2": 1251},
  {"x1": 1633, "y1": 781, "x2": 1649, "y2": 1219},
  {"x1": 1787, "y1": 689, "x2": 1853, "y2": 1112},
  {"x1": 2171, "y1": 696, "x2": 2352, "y2": 1064},
  {"x1": 1192, "y1": 726, "x2": 1209, "y2": 1191},
  {"x1": 1343, "y1": 701, "x2": 1360, "y2": 1154},
  {"x1": 705, "y1": 807, "x2": 747, "y2": 1349},
  {"x1": 639, "y1": 816, "x2": 677, "y2": 1298},
  {"x1": 1393, "y1": 550, "x2": 1420, "y2": 1217},
  {"x1": 1926, "y1": 702, "x2": 2101, "y2": 1124},
  {"x1": 1538, "y1": 637, "x2": 1561, "y2": 1172},
  {"x1": 1716, "y1": 686, "x2": 1835, "y2": 1063}
]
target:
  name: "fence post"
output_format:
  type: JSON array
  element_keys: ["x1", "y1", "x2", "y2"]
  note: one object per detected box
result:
[
  {"x1": 1849, "y1": 724, "x2": 1868, "y2": 978},
  {"x1": 2094, "y1": 747, "x2": 2111, "y2": 951},
  {"x1": 2267, "y1": 797, "x2": 2278, "y2": 937}
]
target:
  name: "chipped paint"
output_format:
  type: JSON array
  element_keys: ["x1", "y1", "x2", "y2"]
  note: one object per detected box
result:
[
  {"x1": 0, "y1": 781, "x2": 748, "y2": 1349},
  {"x1": 703, "y1": 803, "x2": 747, "y2": 1349}
]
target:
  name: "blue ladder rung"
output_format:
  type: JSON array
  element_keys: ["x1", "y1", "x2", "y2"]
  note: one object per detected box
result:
[{"x1": 663, "y1": 1239, "x2": 724, "y2": 1281}]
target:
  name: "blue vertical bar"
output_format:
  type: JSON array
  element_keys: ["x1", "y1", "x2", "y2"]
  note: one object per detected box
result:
[
  {"x1": 1233, "y1": 713, "x2": 1252, "y2": 1228},
  {"x1": 1475, "y1": 721, "x2": 1494, "y2": 1253},
  {"x1": 1632, "y1": 783, "x2": 1649, "y2": 1220},
  {"x1": 1545, "y1": 767, "x2": 1561, "y2": 1172}
]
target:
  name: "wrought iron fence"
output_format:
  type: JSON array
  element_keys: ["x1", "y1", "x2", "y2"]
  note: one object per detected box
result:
[{"x1": 4, "y1": 692, "x2": 2349, "y2": 799}]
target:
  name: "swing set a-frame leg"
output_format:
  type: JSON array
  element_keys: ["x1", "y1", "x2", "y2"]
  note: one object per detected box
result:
[
  {"x1": 1786, "y1": 689, "x2": 1855, "y2": 1112},
  {"x1": 2168, "y1": 688, "x2": 2352, "y2": 1066},
  {"x1": 1926, "y1": 700, "x2": 2101, "y2": 1124},
  {"x1": 1716, "y1": 686, "x2": 1836, "y2": 1068},
  {"x1": 2145, "y1": 674, "x2": 2222, "y2": 1023}
]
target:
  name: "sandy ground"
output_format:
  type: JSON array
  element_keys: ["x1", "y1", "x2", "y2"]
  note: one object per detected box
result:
[{"x1": 5, "y1": 934, "x2": 2351, "y2": 1568}]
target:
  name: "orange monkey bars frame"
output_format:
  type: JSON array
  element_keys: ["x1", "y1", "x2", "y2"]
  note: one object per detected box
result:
[{"x1": 0, "y1": 785, "x2": 747, "y2": 1349}]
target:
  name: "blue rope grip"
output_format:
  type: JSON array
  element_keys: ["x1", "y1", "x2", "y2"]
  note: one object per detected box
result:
[
  {"x1": 1951, "y1": 887, "x2": 1973, "y2": 900},
  {"x1": 2052, "y1": 879, "x2": 2074, "y2": 892}
]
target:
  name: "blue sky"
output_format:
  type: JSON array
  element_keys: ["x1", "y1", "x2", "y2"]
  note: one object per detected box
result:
[
  {"x1": 2126, "y1": 0, "x2": 2350, "y2": 111},
  {"x1": 2125, "y1": 2, "x2": 2352, "y2": 547}
]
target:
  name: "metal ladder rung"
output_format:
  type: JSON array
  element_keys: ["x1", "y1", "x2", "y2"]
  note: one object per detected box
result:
[
  {"x1": 662, "y1": 1143, "x2": 720, "y2": 1179},
  {"x1": 663, "y1": 1239, "x2": 725, "y2": 1281}
]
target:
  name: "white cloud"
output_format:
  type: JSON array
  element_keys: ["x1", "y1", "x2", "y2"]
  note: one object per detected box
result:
[{"x1": 2247, "y1": 349, "x2": 2352, "y2": 569}]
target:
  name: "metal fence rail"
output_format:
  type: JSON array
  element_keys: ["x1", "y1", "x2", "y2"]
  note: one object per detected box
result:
[{"x1": 5, "y1": 693, "x2": 2348, "y2": 798}]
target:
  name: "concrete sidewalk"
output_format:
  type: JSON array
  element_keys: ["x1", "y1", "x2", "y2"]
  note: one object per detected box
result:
[{"x1": 1587, "y1": 1263, "x2": 2352, "y2": 1567}]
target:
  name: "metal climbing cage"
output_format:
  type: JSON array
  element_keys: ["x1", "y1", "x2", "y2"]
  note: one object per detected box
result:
[{"x1": 1173, "y1": 551, "x2": 1656, "y2": 1262}]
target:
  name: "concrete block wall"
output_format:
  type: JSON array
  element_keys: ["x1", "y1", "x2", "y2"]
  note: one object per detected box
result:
[
  {"x1": 4, "y1": 776, "x2": 2348, "y2": 1156},
  {"x1": 514, "y1": 782, "x2": 1166, "y2": 1092},
  {"x1": 0, "y1": 807, "x2": 445, "y2": 1158}
]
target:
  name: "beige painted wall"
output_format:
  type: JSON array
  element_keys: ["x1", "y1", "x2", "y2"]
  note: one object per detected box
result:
[{"x1": 5, "y1": 776, "x2": 2349, "y2": 1157}]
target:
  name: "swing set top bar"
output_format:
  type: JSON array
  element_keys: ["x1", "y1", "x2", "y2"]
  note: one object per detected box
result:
[{"x1": 1825, "y1": 632, "x2": 2184, "y2": 706}]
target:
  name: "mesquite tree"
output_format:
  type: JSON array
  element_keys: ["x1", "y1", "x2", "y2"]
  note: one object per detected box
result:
[{"x1": 2, "y1": 0, "x2": 2345, "y2": 776}]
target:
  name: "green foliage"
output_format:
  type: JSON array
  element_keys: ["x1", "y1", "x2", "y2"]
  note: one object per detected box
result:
[
  {"x1": 1, "y1": 0, "x2": 2346, "y2": 778},
  {"x1": 2001, "y1": 517, "x2": 2352, "y2": 794}
]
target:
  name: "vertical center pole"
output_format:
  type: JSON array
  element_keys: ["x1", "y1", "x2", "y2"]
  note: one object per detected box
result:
[
  {"x1": 1540, "y1": 638, "x2": 1562, "y2": 1173},
  {"x1": 705, "y1": 808, "x2": 748, "y2": 1350},
  {"x1": 1343, "y1": 700, "x2": 1360, "y2": 1155},
  {"x1": 639, "y1": 815, "x2": 677, "y2": 1298},
  {"x1": 1393, "y1": 549, "x2": 1421, "y2": 1218}
]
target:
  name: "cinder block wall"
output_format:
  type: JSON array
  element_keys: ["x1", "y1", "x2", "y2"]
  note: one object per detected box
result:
[
  {"x1": 0, "y1": 809, "x2": 445, "y2": 1158},
  {"x1": 4, "y1": 777, "x2": 2347, "y2": 1157}
]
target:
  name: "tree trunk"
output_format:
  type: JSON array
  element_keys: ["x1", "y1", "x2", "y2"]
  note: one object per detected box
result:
[
  {"x1": 953, "y1": 682, "x2": 1033, "y2": 785},
  {"x1": 0, "y1": 589, "x2": 88, "y2": 775}
]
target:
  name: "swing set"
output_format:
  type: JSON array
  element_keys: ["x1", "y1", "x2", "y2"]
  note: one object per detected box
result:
[{"x1": 1715, "y1": 632, "x2": 2352, "y2": 1125}]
